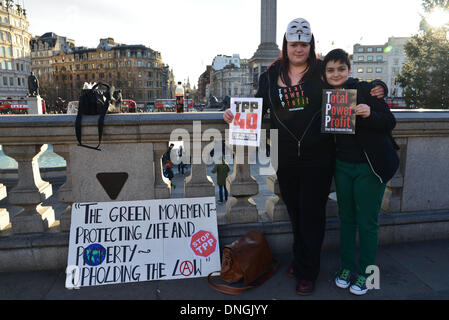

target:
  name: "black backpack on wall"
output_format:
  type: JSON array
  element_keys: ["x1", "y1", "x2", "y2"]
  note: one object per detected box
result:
[{"x1": 75, "y1": 83, "x2": 121, "y2": 151}]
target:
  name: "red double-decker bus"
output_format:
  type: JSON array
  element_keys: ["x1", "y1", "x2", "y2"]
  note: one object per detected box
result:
[
  {"x1": 154, "y1": 99, "x2": 193, "y2": 112},
  {"x1": 121, "y1": 99, "x2": 137, "y2": 113},
  {"x1": 0, "y1": 98, "x2": 28, "y2": 114},
  {"x1": 385, "y1": 97, "x2": 415, "y2": 109}
]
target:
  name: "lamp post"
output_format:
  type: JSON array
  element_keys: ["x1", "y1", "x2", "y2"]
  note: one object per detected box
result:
[
  {"x1": 185, "y1": 90, "x2": 190, "y2": 112},
  {"x1": 182, "y1": 80, "x2": 186, "y2": 112}
]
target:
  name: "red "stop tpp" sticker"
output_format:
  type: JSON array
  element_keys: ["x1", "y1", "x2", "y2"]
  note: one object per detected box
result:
[{"x1": 190, "y1": 230, "x2": 217, "y2": 258}]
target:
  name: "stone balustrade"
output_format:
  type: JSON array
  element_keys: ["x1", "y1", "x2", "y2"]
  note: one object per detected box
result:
[
  {"x1": 0, "y1": 182, "x2": 8, "y2": 230},
  {"x1": 0, "y1": 110, "x2": 449, "y2": 272}
]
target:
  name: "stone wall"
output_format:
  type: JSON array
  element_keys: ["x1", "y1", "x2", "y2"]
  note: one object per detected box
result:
[{"x1": 0, "y1": 110, "x2": 448, "y2": 272}]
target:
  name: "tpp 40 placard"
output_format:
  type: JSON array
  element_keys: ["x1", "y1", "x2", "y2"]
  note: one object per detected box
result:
[{"x1": 229, "y1": 97, "x2": 263, "y2": 147}]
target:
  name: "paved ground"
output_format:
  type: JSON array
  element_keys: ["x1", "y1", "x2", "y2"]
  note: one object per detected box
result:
[{"x1": 0, "y1": 239, "x2": 448, "y2": 301}]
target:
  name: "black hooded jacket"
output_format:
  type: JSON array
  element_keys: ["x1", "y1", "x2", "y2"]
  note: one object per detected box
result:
[
  {"x1": 256, "y1": 60, "x2": 335, "y2": 168},
  {"x1": 255, "y1": 60, "x2": 398, "y2": 183},
  {"x1": 335, "y1": 78, "x2": 400, "y2": 184}
]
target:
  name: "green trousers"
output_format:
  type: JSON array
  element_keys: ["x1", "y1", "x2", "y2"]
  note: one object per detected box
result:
[{"x1": 334, "y1": 159, "x2": 386, "y2": 277}]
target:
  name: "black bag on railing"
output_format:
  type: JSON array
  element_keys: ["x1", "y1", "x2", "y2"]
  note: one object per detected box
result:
[{"x1": 75, "y1": 83, "x2": 121, "y2": 151}]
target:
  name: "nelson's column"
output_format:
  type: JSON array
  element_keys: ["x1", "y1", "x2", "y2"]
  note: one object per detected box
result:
[{"x1": 249, "y1": 0, "x2": 280, "y2": 94}]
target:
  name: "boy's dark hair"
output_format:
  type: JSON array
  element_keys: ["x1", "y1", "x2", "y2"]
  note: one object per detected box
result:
[{"x1": 323, "y1": 48, "x2": 351, "y2": 69}]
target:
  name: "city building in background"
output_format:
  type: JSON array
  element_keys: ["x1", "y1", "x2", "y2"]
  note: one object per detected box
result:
[
  {"x1": 30, "y1": 32, "x2": 75, "y2": 83},
  {"x1": 351, "y1": 37, "x2": 410, "y2": 98},
  {"x1": 198, "y1": 0, "x2": 280, "y2": 104},
  {"x1": 209, "y1": 58, "x2": 252, "y2": 100},
  {"x1": 162, "y1": 64, "x2": 175, "y2": 101},
  {"x1": 212, "y1": 54, "x2": 241, "y2": 70},
  {"x1": 22, "y1": 0, "x2": 413, "y2": 109},
  {"x1": 30, "y1": 32, "x2": 74, "y2": 106},
  {"x1": 31, "y1": 35, "x2": 175, "y2": 107},
  {"x1": 384, "y1": 37, "x2": 410, "y2": 97},
  {"x1": 199, "y1": 0, "x2": 413, "y2": 105},
  {"x1": 197, "y1": 65, "x2": 212, "y2": 103},
  {"x1": 0, "y1": 1, "x2": 32, "y2": 99}
]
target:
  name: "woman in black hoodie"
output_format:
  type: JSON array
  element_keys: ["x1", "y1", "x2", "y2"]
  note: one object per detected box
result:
[{"x1": 223, "y1": 18, "x2": 386, "y2": 295}]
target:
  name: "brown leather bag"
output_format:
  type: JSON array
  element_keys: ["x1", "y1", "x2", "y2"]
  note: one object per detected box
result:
[{"x1": 207, "y1": 230, "x2": 279, "y2": 295}]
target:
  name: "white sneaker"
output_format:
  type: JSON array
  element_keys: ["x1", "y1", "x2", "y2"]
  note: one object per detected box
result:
[
  {"x1": 349, "y1": 275, "x2": 369, "y2": 295},
  {"x1": 335, "y1": 269, "x2": 351, "y2": 289}
]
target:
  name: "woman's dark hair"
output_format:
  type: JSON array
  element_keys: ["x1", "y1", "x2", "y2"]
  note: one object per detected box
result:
[{"x1": 271, "y1": 34, "x2": 318, "y2": 86}]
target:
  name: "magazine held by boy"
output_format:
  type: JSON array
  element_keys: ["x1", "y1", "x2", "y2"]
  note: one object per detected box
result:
[{"x1": 321, "y1": 89, "x2": 357, "y2": 134}]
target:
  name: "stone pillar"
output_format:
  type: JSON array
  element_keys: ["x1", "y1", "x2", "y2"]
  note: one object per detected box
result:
[
  {"x1": 184, "y1": 140, "x2": 215, "y2": 198},
  {"x1": 249, "y1": 0, "x2": 280, "y2": 94},
  {"x1": 53, "y1": 144, "x2": 72, "y2": 232},
  {"x1": 225, "y1": 145, "x2": 259, "y2": 223},
  {"x1": 154, "y1": 142, "x2": 171, "y2": 199},
  {"x1": 265, "y1": 174, "x2": 289, "y2": 221},
  {"x1": 0, "y1": 183, "x2": 10, "y2": 230},
  {"x1": 382, "y1": 171, "x2": 404, "y2": 212},
  {"x1": 3, "y1": 144, "x2": 55, "y2": 234},
  {"x1": 382, "y1": 138, "x2": 406, "y2": 212},
  {"x1": 261, "y1": 0, "x2": 277, "y2": 44},
  {"x1": 27, "y1": 95, "x2": 44, "y2": 114}
]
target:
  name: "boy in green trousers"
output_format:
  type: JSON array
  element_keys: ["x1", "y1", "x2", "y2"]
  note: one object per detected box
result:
[{"x1": 322, "y1": 49, "x2": 399, "y2": 295}]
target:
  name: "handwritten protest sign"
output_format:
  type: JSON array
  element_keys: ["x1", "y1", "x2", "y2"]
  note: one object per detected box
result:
[
  {"x1": 229, "y1": 97, "x2": 263, "y2": 147},
  {"x1": 65, "y1": 197, "x2": 220, "y2": 289},
  {"x1": 321, "y1": 89, "x2": 357, "y2": 134}
]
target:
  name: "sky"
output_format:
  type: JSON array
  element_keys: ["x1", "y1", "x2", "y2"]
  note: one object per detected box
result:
[{"x1": 24, "y1": 0, "x2": 425, "y2": 86}]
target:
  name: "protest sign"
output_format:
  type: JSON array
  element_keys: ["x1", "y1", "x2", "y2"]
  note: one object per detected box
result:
[
  {"x1": 321, "y1": 89, "x2": 357, "y2": 134},
  {"x1": 65, "y1": 197, "x2": 220, "y2": 289},
  {"x1": 228, "y1": 97, "x2": 263, "y2": 147}
]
